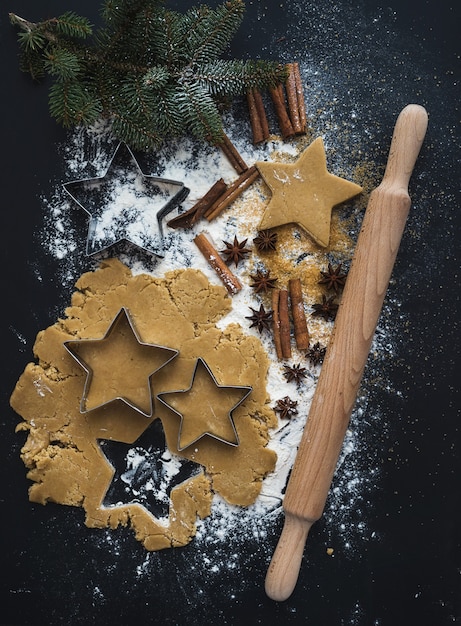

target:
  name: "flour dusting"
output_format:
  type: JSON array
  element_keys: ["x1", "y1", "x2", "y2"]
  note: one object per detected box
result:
[{"x1": 29, "y1": 0, "x2": 425, "y2": 589}]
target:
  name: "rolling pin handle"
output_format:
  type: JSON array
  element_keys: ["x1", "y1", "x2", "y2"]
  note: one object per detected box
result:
[
  {"x1": 382, "y1": 104, "x2": 428, "y2": 191},
  {"x1": 265, "y1": 513, "x2": 313, "y2": 602}
]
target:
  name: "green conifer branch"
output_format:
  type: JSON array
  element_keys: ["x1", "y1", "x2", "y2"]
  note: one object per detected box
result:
[
  {"x1": 48, "y1": 81, "x2": 101, "y2": 127},
  {"x1": 186, "y1": 0, "x2": 245, "y2": 64},
  {"x1": 44, "y1": 48, "x2": 82, "y2": 80},
  {"x1": 51, "y1": 11, "x2": 93, "y2": 39},
  {"x1": 150, "y1": 85, "x2": 184, "y2": 136},
  {"x1": 9, "y1": 0, "x2": 288, "y2": 151},
  {"x1": 177, "y1": 80, "x2": 224, "y2": 143}
]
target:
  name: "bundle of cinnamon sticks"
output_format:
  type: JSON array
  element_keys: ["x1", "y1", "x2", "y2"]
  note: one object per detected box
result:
[
  {"x1": 167, "y1": 151, "x2": 259, "y2": 229},
  {"x1": 272, "y1": 278, "x2": 310, "y2": 359},
  {"x1": 247, "y1": 62, "x2": 307, "y2": 144}
]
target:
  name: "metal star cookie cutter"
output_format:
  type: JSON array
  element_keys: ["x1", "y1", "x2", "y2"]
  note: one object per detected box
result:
[
  {"x1": 64, "y1": 307, "x2": 178, "y2": 417},
  {"x1": 157, "y1": 357, "x2": 252, "y2": 451},
  {"x1": 63, "y1": 142, "x2": 190, "y2": 257}
]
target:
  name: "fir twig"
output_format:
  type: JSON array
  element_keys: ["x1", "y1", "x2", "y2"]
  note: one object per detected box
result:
[{"x1": 9, "y1": 0, "x2": 288, "y2": 151}]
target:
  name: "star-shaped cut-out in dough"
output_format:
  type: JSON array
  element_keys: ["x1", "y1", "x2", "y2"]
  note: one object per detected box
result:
[
  {"x1": 64, "y1": 307, "x2": 178, "y2": 416},
  {"x1": 157, "y1": 358, "x2": 252, "y2": 451},
  {"x1": 256, "y1": 137, "x2": 362, "y2": 247},
  {"x1": 98, "y1": 419, "x2": 202, "y2": 519},
  {"x1": 63, "y1": 142, "x2": 189, "y2": 257}
]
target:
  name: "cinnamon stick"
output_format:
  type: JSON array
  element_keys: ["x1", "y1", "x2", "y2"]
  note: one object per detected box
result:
[
  {"x1": 247, "y1": 89, "x2": 270, "y2": 144},
  {"x1": 269, "y1": 84, "x2": 295, "y2": 140},
  {"x1": 247, "y1": 90, "x2": 264, "y2": 144},
  {"x1": 285, "y1": 63, "x2": 302, "y2": 135},
  {"x1": 218, "y1": 132, "x2": 248, "y2": 174},
  {"x1": 272, "y1": 289, "x2": 283, "y2": 359},
  {"x1": 167, "y1": 178, "x2": 227, "y2": 229},
  {"x1": 204, "y1": 165, "x2": 260, "y2": 222},
  {"x1": 193, "y1": 232, "x2": 242, "y2": 295},
  {"x1": 289, "y1": 278, "x2": 309, "y2": 350},
  {"x1": 292, "y1": 62, "x2": 307, "y2": 134},
  {"x1": 254, "y1": 89, "x2": 270, "y2": 140},
  {"x1": 279, "y1": 289, "x2": 292, "y2": 359}
]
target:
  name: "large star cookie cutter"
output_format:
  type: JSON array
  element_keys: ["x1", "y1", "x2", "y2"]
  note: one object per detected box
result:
[
  {"x1": 157, "y1": 357, "x2": 252, "y2": 451},
  {"x1": 64, "y1": 307, "x2": 178, "y2": 417},
  {"x1": 63, "y1": 142, "x2": 190, "y2": 257}
]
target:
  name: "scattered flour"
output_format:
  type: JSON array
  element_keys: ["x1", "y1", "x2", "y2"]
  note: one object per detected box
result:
[
  {"x1": 34, "y1": 110, "x2": 393, "y2": 565},
  {"x1": 30, "y1": 2, "x2": 420, "y2": 575}
]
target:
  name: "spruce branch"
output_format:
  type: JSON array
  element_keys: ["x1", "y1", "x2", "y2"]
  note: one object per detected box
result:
[
  {"x1": 44, "y1": 47, "x2": 82, "y2": 80},
  {"x1": 9, "y1": 11, "x2": 92, "y2": 42},
  {"x1": 186, "y1": 0, "x2": 245, "y2": 64},
  {"x1": 48, "y1": 81, "x2": 101, "y2": 127},
  {"x1": 10, "y1": 0, "x2": 288, "y2": 151},
  {"x1": 177, "y1": 80, "x2": 224, "y2": 143},
  {"x1": 51, "y1": 11, "x2": 93, "y2": 39},
  {"x1": 196, "y1": 59, "x2": 287, "y2": 97}
]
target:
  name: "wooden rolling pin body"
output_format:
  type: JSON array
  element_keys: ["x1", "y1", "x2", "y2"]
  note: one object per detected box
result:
[{"x1": 265, "y1": 104, "x2": 428, "y2": 602}]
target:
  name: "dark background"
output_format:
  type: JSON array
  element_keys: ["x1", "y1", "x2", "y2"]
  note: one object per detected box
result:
[{"x1": 1, "y1": 1, "x2": 460, "y2": 624}]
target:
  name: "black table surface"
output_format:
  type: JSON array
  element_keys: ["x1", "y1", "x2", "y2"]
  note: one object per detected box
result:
[{"x1": 1, "y1": 1, "x2": 460, "y2": 625}]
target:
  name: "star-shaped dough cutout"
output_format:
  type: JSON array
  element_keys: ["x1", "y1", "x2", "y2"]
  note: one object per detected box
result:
[
  {"x1": 256, "y1": 137, "x2": 362, "y2": 247},
  {"x1": 98, "y1": 419, "x2": 202, "y2": 519},
  {"x1": 64, "y1": 307, "x2": 178, "y2": 416},
  {"x1": 63, "y1": 142, "x2": 189, "y2": 257},
  {"x1": 157, "y1": 358, "x2": 252, "y2": 451}
]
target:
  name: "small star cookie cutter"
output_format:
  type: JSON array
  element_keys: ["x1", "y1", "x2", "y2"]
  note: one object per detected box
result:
[
  {"x1": 63, "y1": 142, "x2": 190, "y2": 257},
  {"x1": 64, "y1": 307, "x2": 178, "y2": 417},
  {"x1": 157, "y1": 357, "x2": 252, "y2": 451}
]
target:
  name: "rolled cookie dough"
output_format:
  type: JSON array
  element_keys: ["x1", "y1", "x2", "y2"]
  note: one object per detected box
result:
[{"x1": 10, "y1": 258, "x2": 277, "y2": 550}]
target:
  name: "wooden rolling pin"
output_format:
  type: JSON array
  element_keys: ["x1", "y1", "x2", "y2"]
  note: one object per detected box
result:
[{"x1": 265, "y1": 104, "x2": 428, "y2": 602}]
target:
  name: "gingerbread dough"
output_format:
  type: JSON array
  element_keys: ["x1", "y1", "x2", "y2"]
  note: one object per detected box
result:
[
  {"x1": 10, "y1": 259, "x2": 277, "y2": 550},
  {"x1": 256, "y1": 137, "x2": 362, "y2": 247}
]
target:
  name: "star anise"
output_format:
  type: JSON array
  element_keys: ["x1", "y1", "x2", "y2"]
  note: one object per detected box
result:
[
  {"x1": 250, "y1": 269, "x2": 278, "y2": 293},
  {"x1": 253, "y1": 229, "x2": 278, "y2": 252},
  {"x1": 220, "y1": 236, "x2": 251, "y2": 268},
  {"x1": 311, "y1": 295, "x2": 338, "y2": 321},
  {"x1": 306, "y1": 341, "x2": 326, "y2": 366},
  {"x1": 283, "y1": 363, "x2": 307, "y2": 385},
  {"x1": 274, "y1": 396, "x2": 298, "y2": 419},
  {"x1": 246, "y1": 304, "x2": 273, "y2": 333},
  {"x1": 318, "y1": 262, "x2": 348, "y2": 293}
]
